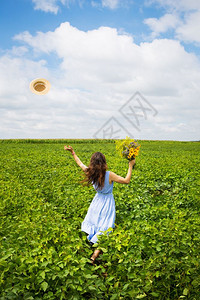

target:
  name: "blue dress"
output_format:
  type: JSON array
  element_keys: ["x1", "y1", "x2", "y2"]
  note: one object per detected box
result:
[{"x1": 81, "y1": 171, "x2": 115, "y2": 244}]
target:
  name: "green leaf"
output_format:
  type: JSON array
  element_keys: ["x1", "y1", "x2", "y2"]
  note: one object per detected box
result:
[
  {"x1": 123, "y1": 283, "x2": 129, "y2": 290},
  {"x1": 100, "y1": 247, "x2": 108, "y2": 253},
  {"x1": 110, "y1": 294, "x2": 119, "y2": 300},
  {"x1": 88, "y1": 286, "x2": 96, "y2": 291},
  {"x1": 41, "y1": 281, "x2": 48, "y2": 291},
  {"x1": 155, "y1": 271, "x2": 160, "y2": 277},
  {"x1": 183, "y1": 288, "x2": 189, "y2": 296},
  {"x1": 40, "y1": 271, "x2": 45, "y2": 279},
  {"x1": 107, "y1": 276, "x2": 115, "y2": 282},
  {"x1": 156, "y1": 245, "x2": 161, "y2": 252},
  {"x1": 136, "y1": 293, "x2": 147, "y2": 299}
]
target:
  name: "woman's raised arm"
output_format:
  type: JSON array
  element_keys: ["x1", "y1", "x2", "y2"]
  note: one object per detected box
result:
[
  {"x1": 64, "y1": 145, "x2": 87, "y2": 171},
  {"x1": 109, "y1": 159, "x2": 135, "y2": 184}
]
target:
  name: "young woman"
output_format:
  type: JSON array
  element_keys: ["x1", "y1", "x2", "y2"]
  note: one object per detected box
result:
[{"x1": 64, "y1": 145, "x2": 135, "y2": 264}]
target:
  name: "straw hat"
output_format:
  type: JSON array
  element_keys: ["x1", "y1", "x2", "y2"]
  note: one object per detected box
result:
[{"x1": 29, "y1": 78, "x2": 51, "y2": 95}]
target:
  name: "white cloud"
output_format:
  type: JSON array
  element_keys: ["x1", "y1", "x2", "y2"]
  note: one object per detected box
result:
[
  {"x1": 92, "y1": 0, "x2": 132, "y2": 10},
  {"x1": 176, "y1": 11, "x2": 200, "y2": 44},
  {"x1": 14, "y1": 23, "x2": 138, "y2": 90},
  {"x1": 144, "y1": 13, "x2": 180, "y2": 37},
  {"x1": 144, "y1": 1, "x2": 200, "y2": 45},
  {"x1": 0, "y1": 55, "x2": 49, "y2": 99},
  {"x1": 146, "y1": 0, "x2": 200, "y2": 12},
  {"x1": 32, "y1": 0, "x2": 128, "y2": 13},
  {"x1": 1, "y1": 23, "x2": 200, "y2": 140},
  {"x1": 101, "y1": 0, "x2": 120, "y2": 9},
  {"x1": 7, "y1": 46, "x2": 29, "y2": 57},
  {"x1": 32, "y1": 0, "x2": 74, "y2": 14},
  {"x1": 32, "y1": 0, "x2": 60, "y2": 14}
]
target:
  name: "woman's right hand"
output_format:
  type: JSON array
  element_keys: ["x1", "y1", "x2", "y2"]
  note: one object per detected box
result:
[
  {"x1": 129, "y1": 159, "x2": 136, "y2": 168},
  {"x1": 64, "y1": 145, "x2": 74, "y2": 153}
]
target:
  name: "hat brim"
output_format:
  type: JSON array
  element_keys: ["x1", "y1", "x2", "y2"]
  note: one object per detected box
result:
[{"x1": 30, "y1": 78, "x2": 51, "y2": 95}]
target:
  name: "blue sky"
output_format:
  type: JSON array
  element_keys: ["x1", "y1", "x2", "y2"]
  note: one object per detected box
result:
[
  {"x1": 0, "y1": 0, "x2": 200, "y2": 140},
  {"x1": 1, "y1": 1, "x2": 161, "y2": 48}
]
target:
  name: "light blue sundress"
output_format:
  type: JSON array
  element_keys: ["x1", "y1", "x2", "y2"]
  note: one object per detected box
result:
[{"x1": 81, "y1": 170, "x2": 115, "y2": 244}]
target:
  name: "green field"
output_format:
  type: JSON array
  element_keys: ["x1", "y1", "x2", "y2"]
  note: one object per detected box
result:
[{"x1": 0, "y1": 139, "x2": 199, "y2": 299}]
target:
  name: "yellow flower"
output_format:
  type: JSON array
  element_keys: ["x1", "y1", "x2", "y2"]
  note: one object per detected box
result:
[
  {"x1": 115, "y1": 136, "x2": 141, "y2": 161},
  {"x1": 128, "y1": 152, "x2": 132, "y2": 158}
]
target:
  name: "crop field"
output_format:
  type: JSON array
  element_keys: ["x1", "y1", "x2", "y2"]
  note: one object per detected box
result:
[{"x1": 0, "y1": 139, "x2": 199, "y2": 299}]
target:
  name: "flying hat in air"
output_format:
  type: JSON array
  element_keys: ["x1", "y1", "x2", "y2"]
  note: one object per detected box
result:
[{"x1": 29, "y1": 78, "x2": 51, "y2": 95}]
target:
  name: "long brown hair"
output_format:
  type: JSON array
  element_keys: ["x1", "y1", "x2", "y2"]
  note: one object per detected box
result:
[{"x1": 82, "y1": 152, "x2": 107, "y2": 189}]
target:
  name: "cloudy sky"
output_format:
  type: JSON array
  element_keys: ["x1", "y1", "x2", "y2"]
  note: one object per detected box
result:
[{"x1": 0, "y1": 0, "x2": 200, "y2": 140}]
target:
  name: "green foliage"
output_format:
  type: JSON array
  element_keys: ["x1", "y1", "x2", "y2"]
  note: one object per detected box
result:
[{"x1": 0, "y1": 140, "x2": 199, "y2": 299}]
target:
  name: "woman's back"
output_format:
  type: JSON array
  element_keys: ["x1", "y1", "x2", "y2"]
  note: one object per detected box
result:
[{"x1": 93, "y1": 171, "x2": 113, "y2": 194}]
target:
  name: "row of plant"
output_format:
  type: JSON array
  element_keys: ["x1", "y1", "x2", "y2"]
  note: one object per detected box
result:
[{"x1": 0, "y1": 139, "x2": 116, "y2": 144}]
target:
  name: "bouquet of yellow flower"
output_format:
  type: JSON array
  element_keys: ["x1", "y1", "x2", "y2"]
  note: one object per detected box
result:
[{"x1": 115, "y1": 136, "x2": 140, "y2": 161}]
